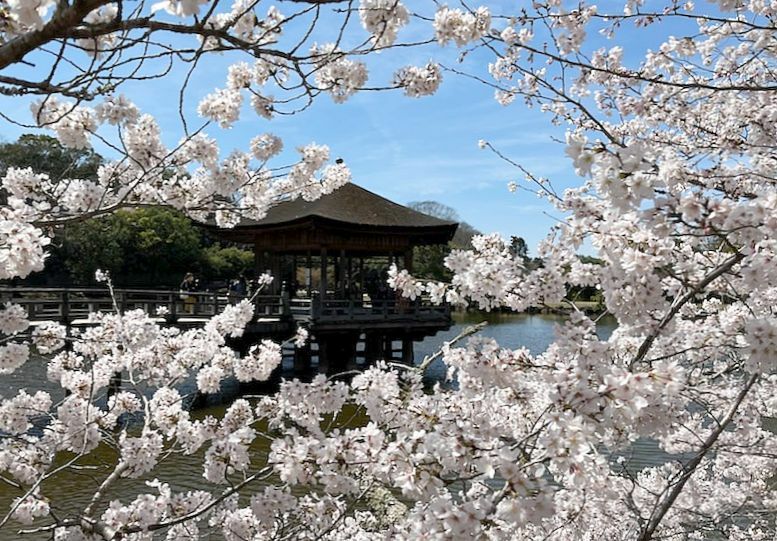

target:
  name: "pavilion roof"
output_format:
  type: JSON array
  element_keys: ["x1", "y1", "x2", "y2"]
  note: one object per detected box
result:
[
  {"x1": 241, "y1": 183, "x2": 456, "y2": 228},
  {"x1": 205, "y1": 183, "x2": 458, "y2": 251}
]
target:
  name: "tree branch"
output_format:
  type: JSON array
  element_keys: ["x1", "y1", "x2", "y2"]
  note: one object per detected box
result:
[{"x1": 636, "y1": 373, "x2": 758, "y2": 541}]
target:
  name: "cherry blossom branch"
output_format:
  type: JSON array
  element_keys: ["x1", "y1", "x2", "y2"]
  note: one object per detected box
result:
[
  {"x1": 117, "y1": 466, "x2": 274, "y2": 536},
  {"x1": 416, "y1": 321, "x2": 488, "y2": 372},
  {"x1": 82, "y1": 461, "x2": 128, "y2": 518},
  {"x1": 629, "y1": 251, "x2": 744, "y2": 369},
  {"x1": 0, "y1": 0, "x2": 108, "y2": 69},
  {"x1": 636, "y1": 372, "x2": 759, "y2": 541}
]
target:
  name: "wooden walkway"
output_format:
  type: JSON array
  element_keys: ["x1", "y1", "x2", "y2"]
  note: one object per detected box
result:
[
  {"x1": 0, "y1": 286, "x2": 453, "y2": 377},
  {"x1": 0, "y1": 287, "x2": 451, "y2": 332},
  {"x1": 0, "y1": 287, "x2": 284, "y2": 327}
]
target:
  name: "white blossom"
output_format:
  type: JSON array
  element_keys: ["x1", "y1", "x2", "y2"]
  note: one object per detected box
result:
[
  {"x1": 0, "y1": 303, "x2": 29, "y2": 335},
  {"x1": 234, "y1": 340, "x2": 281, "y2": 382},
  {"x1": 0, "y1": 342, "x2": 29, "y2": 374},
  {"x1": 311, "y1": 44, "x2": 368, "y2": 103},
  {"x1": 250, "y1": 133, "x2": 283, "y2": 161},
  {"x1": 394, "y1": 62, "x2": 442, "y2": 97},
  {"x1": 433, "y1": 6, "x2": 490, "y2": 47},
  {"x1": 11, "y1": 493, "x2": 49, "y2": 524},
  {"x1": 31, "y1": 322, "x2": 66, "y2": 354},
  {"x1": 359, "y1": 0, "x2": 409, "y2": 47},
  {"x1": 198, "y1": 88, "x2": 244, "y2": 128},
  {"x1": 293, "y1": 326, "x2": 309, "y2": 348}
]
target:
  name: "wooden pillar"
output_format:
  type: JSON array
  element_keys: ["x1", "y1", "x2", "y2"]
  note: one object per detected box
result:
[
  {"x1": 347, "y1": 256, "x2": 353, "y2": 298},
  {"x1": 294, "y1": 341, "x2": 311, "y2": 375},
  {"x1": 319, "y1": 334, "x2": 358, "y2": 376},
  {"x1": 271, "y1": 253, "x2": 281, "y2": 294},
  {"x1": 384, "y1": 336, "x2": 394, "y2": 362},
  {"x1": 320, "y1": 248, "x2": 328, "y2": 298},
  {"x1": 339, "y1": 249, "x2": 347, "y2": 297},
  {"x1": 404, "y1": 248, "x2": 414, "y2": 274},
  {"x1": 333, "y1": 253, "x2": 339, "y2": 295},
  {"x1": 317, "y1": 338, "x2": 329, "y2": 375},
  {"x1": 306, "y1": 251, "x2": 312, "y2": 294},
  {"x1": 254, "y1": 245, "x2": 265, "y2": 279},
  {"x1": 359, "y1": 257, "x2": 365, "y2": 297},
  {"x1": 364, "y1": 333, "x2": 382, "y2": 364},
  {"x1": 292, "y1": 254, "x2": 297, "y2": 295},
  {"x1": 344, "y1": 334, "x2": 358, "y2": 372},
  {"x1": 401, "y1": 337, "x2": 414, "y2": 365}
]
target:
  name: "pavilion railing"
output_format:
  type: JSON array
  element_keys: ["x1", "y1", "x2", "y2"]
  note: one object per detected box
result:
[{"x1": 308, "y1": 296, "x2": 450, "y2": 322}]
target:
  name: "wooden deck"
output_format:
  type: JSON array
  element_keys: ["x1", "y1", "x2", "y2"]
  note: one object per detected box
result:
[
  {"x1": 1, "y1": 286, "x2": 453, "y2": 377},
  {"x1": 0, "y1": 287, "x2": 451, "y2": 333},
  {"x1": 0, "y1": 287, "x2": 284, "y2": 327}
]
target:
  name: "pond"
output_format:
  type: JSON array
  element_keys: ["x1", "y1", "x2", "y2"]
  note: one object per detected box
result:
[
  {"x1": 0, "y1": 311, "x2": 682, "y2": 538},
  {"x1": 418, "y1": 310, "x2": 615, "y2": 381}
]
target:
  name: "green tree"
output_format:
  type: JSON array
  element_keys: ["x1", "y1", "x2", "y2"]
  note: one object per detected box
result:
[
  {"x1": 1, "y1": 134, "x2": 254, "y2": 287},
  {"x1": 57, "y1": 213, "x2": 131, "y2": 284},
  {"x1": 125, "y1": 208, "x2": 203, "y2": 285},
  {"x1": 0, "y1": 134, "x2": 102, "y2": 180},
  {"x1": 509, "y1": 236, "x2": 528, "y2": 261},
  {"x1": 412, "y1": 244, "x2": 451, "y2": 281},
  {"x1": 407, "y1": 201, "x2": 482, "y2": 281},
  {"x1": 59, "y1": 208, "x2": 255, "y2": 287},
  {"x1": 58, "y1": 208, "x2": 203, "y2": 285},
  {"x1": 200, "y1": 245, "x2": 255, "y2": 283}
]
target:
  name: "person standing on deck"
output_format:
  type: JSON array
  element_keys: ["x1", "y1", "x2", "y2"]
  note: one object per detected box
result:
[
  {"x1": 228, "y1": 274, "x2": 248, "y2": 304},
  {"x1": 179, "y1": 272, "x2": 198, "y2": 314}
]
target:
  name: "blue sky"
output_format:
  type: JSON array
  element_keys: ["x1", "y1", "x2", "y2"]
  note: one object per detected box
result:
[
  {"x1": 255, "y1": 68, "x2": 573, "y2": 252},
  {"x1": 0, "y1": 1, "x2": 701, "y2": 256}
]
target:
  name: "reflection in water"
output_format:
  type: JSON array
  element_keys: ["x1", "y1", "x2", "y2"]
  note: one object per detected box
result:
[{"x1": 2, "y1": 311, "x2": 680, "y2": 539}]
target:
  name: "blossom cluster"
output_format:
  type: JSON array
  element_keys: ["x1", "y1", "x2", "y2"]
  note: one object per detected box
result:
[
  {"x1": 433, "y1": 6, "x2": 491, "y2": 46},
  {"x1": 359, "y1": 0, "x2": 409, "y2": 47},
  {"x1": 394, "y1": 62, "x2": 443, "y2": 97},
  {"x1": 311, "y1": 44, "x2": 369, "y2": 104},
  {"x1": 1, "y1": 0, "x2": 777, "y2": 539}
]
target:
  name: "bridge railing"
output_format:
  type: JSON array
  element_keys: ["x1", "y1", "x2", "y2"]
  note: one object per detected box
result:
[
  {"x1": 0, "y1": 287, "x2": 450, "y2": 327},
  {"x1": 0, "y1": 287, "x2": 287, "y2": 324}
]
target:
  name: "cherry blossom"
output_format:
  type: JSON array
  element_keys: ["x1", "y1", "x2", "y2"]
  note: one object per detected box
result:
[
  {"x1": 394, "y1": 62, "x2": 443, "y2": 97},
  {"x1": 1, "y1": 0, "x2": 777, "y2": 539},
  {"x1": 311, "y1": 44, "x2": 369, "y2": 104},
  {"x1": 433, "y1": 6, "x2": 490, "y2": 47},
  {"x1": 0, "y1": 303, "x2": 29, "y2": 335},
  {"x1": 359, "y1": 0, "x2": 409, "y2": 47}
]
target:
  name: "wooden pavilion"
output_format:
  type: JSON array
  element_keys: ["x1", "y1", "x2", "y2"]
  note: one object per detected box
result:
[
  {"x1": 206, "y1": 183, "x2": 458, "y2": 375},
  {"x1": 208, "y1": 183, "x2": 457, "y2": 294}
]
